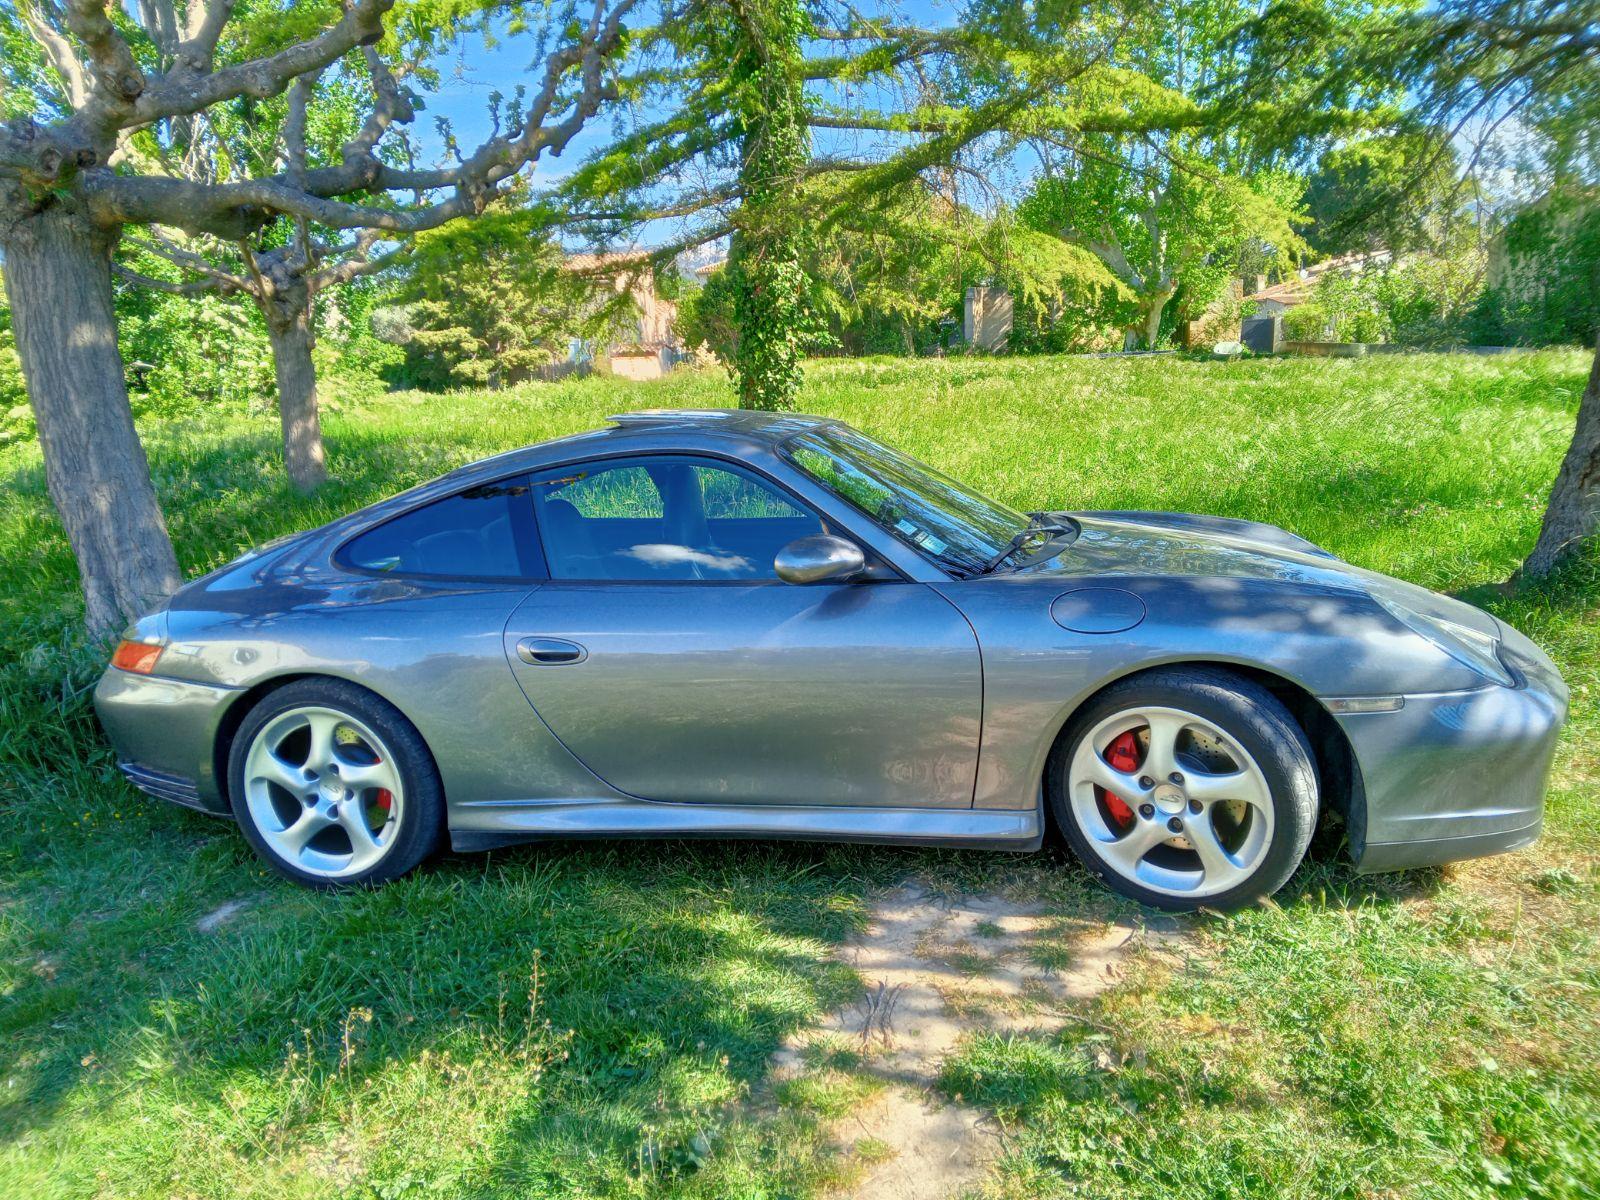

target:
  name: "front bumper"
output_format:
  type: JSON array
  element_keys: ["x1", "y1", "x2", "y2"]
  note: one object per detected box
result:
[
  {"x1": 1338, "y1": 622, "x2": 1568, "y2": 873},
  {"x1": 93, "y1": 668, "x2": 242, "y2": 815}
]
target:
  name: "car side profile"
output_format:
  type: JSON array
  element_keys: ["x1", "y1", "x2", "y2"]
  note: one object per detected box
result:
[{"x1": 95, "y1": 410, "x2": 1569, "y2": 911}]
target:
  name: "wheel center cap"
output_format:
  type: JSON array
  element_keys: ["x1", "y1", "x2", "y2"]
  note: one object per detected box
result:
[
  {"x1": 1153, "y1": 783, "x2": 1186, "y2": 814},
  {"x1": 319, "y1": 780, "x2": 350, "y2": 805}
]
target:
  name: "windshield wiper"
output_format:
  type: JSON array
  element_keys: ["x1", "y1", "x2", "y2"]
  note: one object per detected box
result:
[{"x1": 974, "y1": 514, "x2": 1074, "y2": 576}]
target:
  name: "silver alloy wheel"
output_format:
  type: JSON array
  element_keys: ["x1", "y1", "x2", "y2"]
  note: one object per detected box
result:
[
  {"x1": 1067, "y1": 705, "x2": 1275, "y2": 899},
  {"x1": 241, "y1": 705, "x2": 405, "y2": 880}
]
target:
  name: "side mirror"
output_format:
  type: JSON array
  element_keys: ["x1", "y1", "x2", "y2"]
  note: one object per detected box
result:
[{"x1": 775, "y1": 535, "x2": 866, "y2": 585}]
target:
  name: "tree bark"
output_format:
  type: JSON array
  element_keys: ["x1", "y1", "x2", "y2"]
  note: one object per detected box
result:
[
  {"x1": 261, "y1": 283, "x2": 329, "y2": 493},
  {"x1": 1139, "y1": 287, "x2": 1174, "y2": 350},
  {"x1": 2, "y1": 202, "x2": 182, "y2": 637},
  {"x1": 1521, "y1": 335, "x2": 1600, "y2": 579}
]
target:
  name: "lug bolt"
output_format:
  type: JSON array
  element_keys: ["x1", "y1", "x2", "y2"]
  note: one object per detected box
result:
[
  {"x1": 1167, "y1": 817, "x2": 1183, "y2": 833},
  {"x1": 1138, "y1": 803, "x2": 1155, "y2": 819},
  {"x1": 1188, "y1": 799, "x2": 1202, "y2": 814},
  {"x1": 1139, "y1": 775, "x2": 1155, "y2": 789},
  {"x1": 1168, "y1": 771, "x2": 1184, "y2": 785}
]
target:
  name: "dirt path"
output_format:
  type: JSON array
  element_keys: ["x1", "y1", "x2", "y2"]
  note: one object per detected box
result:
[{"x1": 770, "y1": 883, "x2": 1182, "y2": 1199}]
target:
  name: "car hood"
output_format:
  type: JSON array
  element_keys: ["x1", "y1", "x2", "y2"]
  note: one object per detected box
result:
[{"x1": 1020, "y1": 509, "x2": 1500, "y2": 636}]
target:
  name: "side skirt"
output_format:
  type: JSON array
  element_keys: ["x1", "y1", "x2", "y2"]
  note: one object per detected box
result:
[{"x1": 448, "y1": 799, "x2": 1044, "y2": 855}]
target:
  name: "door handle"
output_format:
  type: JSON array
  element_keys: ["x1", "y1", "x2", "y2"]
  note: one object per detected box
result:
[{"x1": 516, "y1": 637, "x2": 587, "y2": 665}]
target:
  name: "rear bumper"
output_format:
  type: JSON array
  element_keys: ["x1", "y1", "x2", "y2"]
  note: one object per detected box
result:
[
  {"x1": 1338, "y1": 623, "x2": 1568, "y2": 874},
  {"x1": 94, "y1": 669, "x2": 241, "y2": 815}
]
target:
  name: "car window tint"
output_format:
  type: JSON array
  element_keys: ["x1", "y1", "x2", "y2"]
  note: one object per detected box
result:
[
  {"x1": 547, "y1": 465, "x2": 663, "y2": 518},
  {"x1": 700, "y1": 468, "x2": 808, "y2": 519},
  {"x1": 534, "y1": 457, "x2": 823, "y2": 581},
  {"x1": 342, "y1": 478, "x2": 538, "y2": 578}
]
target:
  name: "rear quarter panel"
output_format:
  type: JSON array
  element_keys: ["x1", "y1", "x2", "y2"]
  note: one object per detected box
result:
[{"x1": 158, "y1": 572, "x2": 631, "y2": 810}]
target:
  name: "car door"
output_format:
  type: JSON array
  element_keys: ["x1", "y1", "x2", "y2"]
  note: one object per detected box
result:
[{"x1": 501, "y1": 453, "x2": 983, "y2": 808}]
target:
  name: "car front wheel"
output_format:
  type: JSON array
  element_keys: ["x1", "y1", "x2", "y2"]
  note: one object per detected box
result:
[
  {"x1": 228, "y1": 679, "x2": 443, "y2": 888},
  {"x1": 1048, "y1": 667, "x2": 1319, "y2": 911}
]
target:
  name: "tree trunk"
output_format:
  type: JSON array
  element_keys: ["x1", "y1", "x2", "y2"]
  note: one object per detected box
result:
[
  {"x1": 262, "y1": 288, "x2": 329, "y2": 493},
  {"x1": 1520, "y1": 335, "x2": 1600, "y2": 580},
  {"x1": 1140, "y1": 288, "x2": 1174, "y2": 350},
  {"x1": 2, "y1": 203, "x2": 182, "y2": 637}
]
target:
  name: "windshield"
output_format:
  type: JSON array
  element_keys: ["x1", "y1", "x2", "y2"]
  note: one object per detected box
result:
[{"x1": 782, "y1": 425, "x2": 1030, "y2": 575}]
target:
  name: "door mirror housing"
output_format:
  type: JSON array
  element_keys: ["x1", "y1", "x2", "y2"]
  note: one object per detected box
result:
[{"x1": 775, "y1": 535, "x2": 867, "y2": 585}]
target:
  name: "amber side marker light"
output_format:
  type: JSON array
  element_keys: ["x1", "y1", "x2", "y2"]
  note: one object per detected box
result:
[{"x1": 111, "y1": 640, "x2": 164, "y2": 675}]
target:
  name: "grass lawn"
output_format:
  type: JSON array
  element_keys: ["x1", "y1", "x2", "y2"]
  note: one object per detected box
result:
[{"x1": 1, "y1": 350, "x2": 1596, "y2": 1199}]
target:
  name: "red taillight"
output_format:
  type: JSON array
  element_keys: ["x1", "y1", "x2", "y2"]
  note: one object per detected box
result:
[{"x1": 111, "y1": 640, "x2": 164, "y2": 675}]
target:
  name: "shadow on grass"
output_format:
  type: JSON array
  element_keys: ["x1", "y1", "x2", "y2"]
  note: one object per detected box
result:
[{"x1": 0, "y1": 813, "x2": 864, "y2": 1144}]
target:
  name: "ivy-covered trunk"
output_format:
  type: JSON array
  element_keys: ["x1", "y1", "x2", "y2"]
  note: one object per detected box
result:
[
  {"x1": 724, "y1": 0, "x2": 810, "y2": 412},
  {"x1": 1521, "y1": 335, "x2": 1600, "y2": 579},
  {"x1": 2, "y1": 202, "x2": 182, "y2": 636}
]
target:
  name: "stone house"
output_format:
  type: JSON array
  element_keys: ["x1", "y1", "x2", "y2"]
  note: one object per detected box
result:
[
  {"x1": 1243, "y1": 251, "x2": 1394, "y2": 326},
  {"x1": 566, "y1": 251, "x2": 685, "y2": 380}
]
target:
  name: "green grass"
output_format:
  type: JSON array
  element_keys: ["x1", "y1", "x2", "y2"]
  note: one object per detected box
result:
[{"x1": 0, "y1": 350, "x2": 1596, "y2": 1198}]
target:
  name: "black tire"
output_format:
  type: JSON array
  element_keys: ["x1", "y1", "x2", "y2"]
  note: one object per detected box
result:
[
  {"x1": 1047, "y1": 666, "x2": 1318, "y2": 912},
  {"x1": 227, "y1": 678, "x2": 444, "y2": 889}
]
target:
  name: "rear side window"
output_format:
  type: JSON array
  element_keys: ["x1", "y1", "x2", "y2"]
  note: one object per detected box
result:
[{"x1": 341, "y1": 478, "x2": 542, "y2": 579}]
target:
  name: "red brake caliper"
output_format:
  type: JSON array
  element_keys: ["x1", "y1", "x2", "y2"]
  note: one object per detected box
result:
[
  {"x1": 372, "y1": 756, "x2": 393, "y2": 815},
  {"x1": 1101, "y1": 731, "x2": 1141, "y2": 828}
]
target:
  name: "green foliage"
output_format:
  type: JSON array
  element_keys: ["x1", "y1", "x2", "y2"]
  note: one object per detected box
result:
[
  {"x1": 116, "y1": 282, "x2": 278, "y2": 416},
  {"x1": 1304, "y1": 130, "x2": 1464, "y2": 258},
  {"x1": 1, "y1": 259, "x2": 280, "y2": 444},
  {"x1": 388, "y1": 205, "x2": 625, "y2": 390},
  {"x1": 674, "y1": 273, "x2": 740, "y2": 363},
  {"x1": 804, "y1": 185, "x2": 976, "y2": 357},
  {"x1": 0, "y1": 274, "x2": 27, "y2": 446},
  {"x1": 1011, "y1": 0, "x2": 1315, "y2": 348},
  {"x1": 1285, "y1": 245, "x2": 1487, "y2": 345},
  {"x1": 0, "y1": 7, "x2": 55, "y2": 121},
  {"x1": 1018, "y1": 150, "x2": 1303, "y2": 348},
  {"x1": 1471, "y1": 193, "x2": 1600, "y2": 348}
]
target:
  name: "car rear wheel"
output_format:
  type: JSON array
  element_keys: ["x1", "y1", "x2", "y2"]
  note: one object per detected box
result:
[
  {"x1": 228, "y1": 679, "x2": 443, "y2": 888},
  {"x1": 1048, "y1": 667, "x2": 1318, "y2": 912}
]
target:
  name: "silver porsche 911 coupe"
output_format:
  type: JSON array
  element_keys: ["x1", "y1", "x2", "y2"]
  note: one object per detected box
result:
[{"x1": 95, "y1": 410, "x2": 1568, "y2": 911}]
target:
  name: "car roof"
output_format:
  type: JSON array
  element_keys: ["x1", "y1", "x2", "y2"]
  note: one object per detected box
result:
[
  {"x1": 604, "y1": 408, "x2": 840, "y2": 439},
  {"x1": 437, "y1": 408, "x2": 843, "y2": 484}
]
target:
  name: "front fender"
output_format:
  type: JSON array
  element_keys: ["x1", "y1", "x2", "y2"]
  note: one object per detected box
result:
[{"x1": 937, "y1": 573, "x2": 1487, "y2": 812}]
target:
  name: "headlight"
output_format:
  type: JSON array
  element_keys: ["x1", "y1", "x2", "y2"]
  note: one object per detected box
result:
[{"x1": 1375, "y1": 596, "x2": 1514, "y2": 687}]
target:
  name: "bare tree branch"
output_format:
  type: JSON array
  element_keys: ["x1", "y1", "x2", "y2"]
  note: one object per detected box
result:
[
  {"x1": 61, "y1": 0, "x2": 148, "y2": 116},
  {"x1": 178, "y1": 0, "x2": 237, "y2": 73},
  {"x1": 344, "y1": 45, "x2": 414, "y2": 162},
  {"x1": 19, "y1": 1, "x2": 90, "y2": 109},
  {"x1": 125, "y1": 0, "x2": 392, "y2": 131},
  {"x1": 112, "y1": 263, "x2": 223, "y2": 294},
  {"x1": 135, "y1": 0, "x2": 181, "y2": 57}
]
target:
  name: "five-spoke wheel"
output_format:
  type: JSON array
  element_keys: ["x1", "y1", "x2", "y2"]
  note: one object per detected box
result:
[
  {"x1": 229, "y1": 680, "x2": 442, "y2": 887},
  {"x1": 1050, "y1": 668, "x2": 1318, "y2": 911}
]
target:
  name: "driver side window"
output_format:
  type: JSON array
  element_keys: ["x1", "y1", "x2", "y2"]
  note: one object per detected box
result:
[{"x1": 532, "y1": 457, "x2": 825, "y2": 581}]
